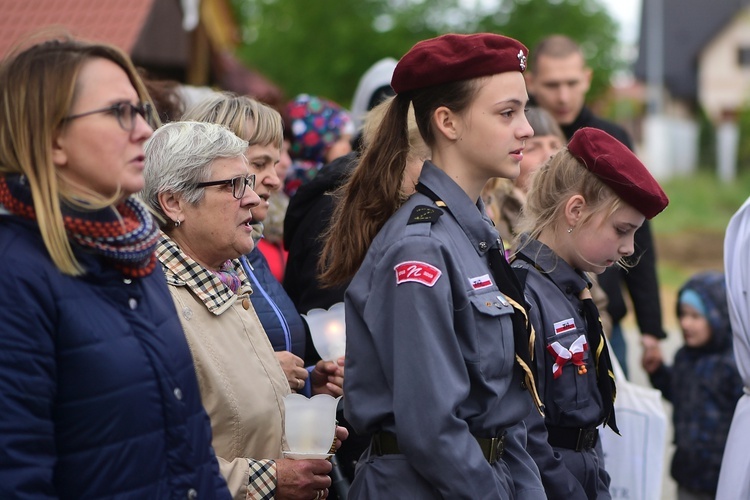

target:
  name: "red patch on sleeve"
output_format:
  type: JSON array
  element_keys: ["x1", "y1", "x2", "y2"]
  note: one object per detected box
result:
[{"x1": 394, "y1": 261, "x2": 442, "y2": 287}]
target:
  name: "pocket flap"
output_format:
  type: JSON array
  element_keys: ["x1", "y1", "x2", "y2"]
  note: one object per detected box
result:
[{"x1": 469, "y1": 290, "x2": 514, "y2": 317}]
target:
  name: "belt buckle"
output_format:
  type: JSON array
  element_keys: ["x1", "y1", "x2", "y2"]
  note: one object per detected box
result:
[
  {"x1": 576, "y1": 428, "x2": 596, "y2": 451},
  {"x1": 488, "y1": 435, "x2": 505, "y2": 464}
]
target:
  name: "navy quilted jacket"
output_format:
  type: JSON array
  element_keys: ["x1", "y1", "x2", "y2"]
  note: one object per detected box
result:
[
  {"x1": 0, "y1": 215, "x2": 231, "y2": 499},
  {"x1": 246, "y1": 247, "x2": 306, "y2": 358}
]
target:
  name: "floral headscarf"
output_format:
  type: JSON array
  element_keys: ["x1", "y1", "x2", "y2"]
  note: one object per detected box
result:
[{"x1": 285, "y1": 94, "x2": 353, "y2": 197}]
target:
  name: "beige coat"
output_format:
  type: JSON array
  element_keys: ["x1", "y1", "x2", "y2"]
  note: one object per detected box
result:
[{"x1": 169, "y1": 283, "x2": 291, "y2": 499}]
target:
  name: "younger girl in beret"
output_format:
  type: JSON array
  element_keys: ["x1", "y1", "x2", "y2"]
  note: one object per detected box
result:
[
  {"x1": 511, "y1": 127, "x2": 669, "y2": 499},
  {"x1": 320, "y1": 33, "x2": 545, "y2": 499}
]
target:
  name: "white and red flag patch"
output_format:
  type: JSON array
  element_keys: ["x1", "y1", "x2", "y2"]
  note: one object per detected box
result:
[
  {"x1": 469, "y1": 273, "x2": 493, "y2": 290},
  {"x1": 553, "y1": 317, "x2": 577, "y2": 335},
  {"x1": 547, "y1": 334, "x2": 588, "y2": 379},
  {"x1": 394, "y1": 261, "x2": 442, "y2": 287}
]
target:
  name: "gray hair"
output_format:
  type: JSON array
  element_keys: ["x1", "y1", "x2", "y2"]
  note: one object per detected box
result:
[
  {"x1": 141, "y1": 121, "x2": 248, "y2": 226},
  {"x1": 526, "y1": 106, "x2": 565, "y2": 141}
]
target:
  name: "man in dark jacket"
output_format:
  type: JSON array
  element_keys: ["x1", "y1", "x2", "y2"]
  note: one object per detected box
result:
[{"x1": 525, "y1": 35, "x2": 667, "y2": 377}]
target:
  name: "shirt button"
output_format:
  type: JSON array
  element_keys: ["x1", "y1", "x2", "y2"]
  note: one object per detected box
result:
[
  {"x1": 187, "y1": 488, "x2": 198, "y2": 499},
  {"x1": 128, "y1": 298, "x2": 137, "y2": 310},
  {"x1": 479, "y1": 241, "x2": 488, "y2": 251},
  {"x1": 123, "y1": 278, "x2": 132, "y2": 285},
  {"x1": 173, "y1": 387, "x2": 183, "y2": 400}
]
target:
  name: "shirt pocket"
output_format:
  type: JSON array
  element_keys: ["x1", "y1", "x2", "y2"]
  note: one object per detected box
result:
[
  {"x1": 469, "y1": 290, "x2": 516, "y2": 379},
  {"x1": 544, "y1": 328, "x2": 591, "y2": 412}
]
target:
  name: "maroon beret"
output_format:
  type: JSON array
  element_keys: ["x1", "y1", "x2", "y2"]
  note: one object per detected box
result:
[
  {"x1": 567, "y1": 127, "x2": 669, "y2": 219},
  {"x1": 391, "y1": 33, "x2": 528, "y2": 94}
]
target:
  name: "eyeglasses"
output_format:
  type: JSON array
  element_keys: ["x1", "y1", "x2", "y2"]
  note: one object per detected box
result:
[
  {"x1": 63, "y1": 102, "x2": 155, "y2": 131},
  {"x1": 195, "y1": 174, "x2": 256, "y2": 200}
]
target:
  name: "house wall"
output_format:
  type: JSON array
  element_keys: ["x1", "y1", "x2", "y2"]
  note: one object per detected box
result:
[{"x1": 699, "y1": 5, "x2": 750, "y2": 123}]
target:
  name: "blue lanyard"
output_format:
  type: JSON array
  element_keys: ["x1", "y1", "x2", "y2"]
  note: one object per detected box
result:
[{"x1": 240, "y1": 256, "x2": 292, "y2": 352}]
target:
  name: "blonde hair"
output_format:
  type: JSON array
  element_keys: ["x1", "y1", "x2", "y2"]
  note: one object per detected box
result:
[
  {"x1": 361, "y1": 96, "x2": 430, "y2": 174},
  {"x1": 182, "y1": 91, "x2": 283, "y2": 149},
  {"x1": 515, "y1": 147, "x2": 622, "y2": 246},
  {"x1": 0, "y1": 36, "x2": 155, "y2": 276}
]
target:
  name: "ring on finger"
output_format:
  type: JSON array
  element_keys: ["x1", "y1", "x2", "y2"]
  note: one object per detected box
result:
[{"x1": 314, "y1": 490, "x2": 323, "y2": 500}]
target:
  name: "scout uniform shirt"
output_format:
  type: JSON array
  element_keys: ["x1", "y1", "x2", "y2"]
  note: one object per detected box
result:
[
  {"x1": 343, "y1": 161, "x2": 545, "y2": 499},
  {"x1": 512, "y1": 235, "x2": 611, "y2": 500}
]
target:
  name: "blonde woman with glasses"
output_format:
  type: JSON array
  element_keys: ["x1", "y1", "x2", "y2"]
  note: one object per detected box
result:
[{"x1": 0, "y1": 38, "x2": 230, "y2": 498}]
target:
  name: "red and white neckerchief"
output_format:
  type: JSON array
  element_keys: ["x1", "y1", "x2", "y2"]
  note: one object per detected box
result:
[{"x1": 547, "y1": 334, "x2": 588, "y2": 379}]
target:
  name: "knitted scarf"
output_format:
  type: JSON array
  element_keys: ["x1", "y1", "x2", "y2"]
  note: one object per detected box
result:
[{"x1": 0, "y1": 175, "x2": 159, "y2": 278}]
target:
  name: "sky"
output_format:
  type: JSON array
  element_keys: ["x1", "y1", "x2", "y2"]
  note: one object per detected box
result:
[{"x1": 599, "y1": 0, "x2": 641, "y2": 45}]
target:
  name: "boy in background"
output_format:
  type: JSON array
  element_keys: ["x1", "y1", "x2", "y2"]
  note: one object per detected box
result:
[{"x1": 643, "y1": 271, "x2": 743, "y2": 500}]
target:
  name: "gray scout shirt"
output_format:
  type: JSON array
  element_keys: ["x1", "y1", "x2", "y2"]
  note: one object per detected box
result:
[
  {"x1": 512, "y1": 235, "x2": 611, "y2": 499},
  {"x1": 343, "y1": 162, "x2": 545, "y2": 499}
]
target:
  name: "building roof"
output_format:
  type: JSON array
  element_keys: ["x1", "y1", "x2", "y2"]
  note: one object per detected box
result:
[
  {"x1": 0, "y1": 0, "x2": 283, "y2": 104},
  {"x1": 0, "y1": 0, "x2": 155, "y2": 59},
  {"x1": 634, "y1": 0, "x2": 750, "y2": 102}
]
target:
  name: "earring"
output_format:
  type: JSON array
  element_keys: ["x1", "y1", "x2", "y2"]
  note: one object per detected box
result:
[
  {"x1": 567, "y1": 227, "x2": 573, "y2": 233},
  {"x1": 174, "y1": 219, "x2": 182, "y2": 228}
]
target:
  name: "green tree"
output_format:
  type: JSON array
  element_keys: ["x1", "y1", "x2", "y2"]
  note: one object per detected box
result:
[{"x1": 231, "y1": 0, "x2": 621, "y2": 107}]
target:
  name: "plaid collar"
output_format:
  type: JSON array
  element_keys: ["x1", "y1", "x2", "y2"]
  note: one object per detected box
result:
[{"x1": 156, "y1": 233, "x2": 253, "y2": 315}]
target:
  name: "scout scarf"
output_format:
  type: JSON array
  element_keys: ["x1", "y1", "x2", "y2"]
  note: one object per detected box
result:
[
  {"x1": 0, "y1": 175, "x2": 159, "y2": 278},
  {"x1": 580, "y1": 295, "x2": 619, "y2": 433}
]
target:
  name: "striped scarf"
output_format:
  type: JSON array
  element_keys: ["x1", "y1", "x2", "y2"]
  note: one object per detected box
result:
[{"x1": 0, "y1": 175, "x2": 159, "y2": 278}]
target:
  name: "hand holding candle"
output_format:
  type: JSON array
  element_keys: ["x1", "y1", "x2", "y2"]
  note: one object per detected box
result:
[
  {"x1": 283, "y1": 394, "x2": 342, "y2": 458},
  {"x1": 311, "y1": 357, "x2": 345, "y2": 397}
]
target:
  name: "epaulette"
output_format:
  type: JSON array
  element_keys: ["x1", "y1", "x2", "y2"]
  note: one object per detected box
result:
[{"x1": 407, "y1": 205, "x2": 443, "y2": 225}]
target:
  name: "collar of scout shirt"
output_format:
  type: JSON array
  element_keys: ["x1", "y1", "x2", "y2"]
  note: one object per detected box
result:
[
  {"x1": 156, "y1": 233, "x2": 253, "y2": 315},
  {"x1": 417, "y1": 161, "x2": 501, "y2": 256},
  {"x1": 516, "y1": 234, "x2": 591, "y2": 297}
]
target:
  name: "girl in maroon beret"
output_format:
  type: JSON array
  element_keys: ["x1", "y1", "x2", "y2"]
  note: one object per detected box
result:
[
  {"x1": 319, "y1": 33, "x2": 546, "y2": 499},
  {"x1": 511, "y1": 127, "x2": 668, "y2": 499}
]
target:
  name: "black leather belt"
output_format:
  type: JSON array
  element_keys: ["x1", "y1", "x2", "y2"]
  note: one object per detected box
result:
[
  {"x1": 370, "y1": 430, "x2": 505, "y2": 464},
  {"x1": 546, "y1": 425, "x2": 599, "y2": 451}
]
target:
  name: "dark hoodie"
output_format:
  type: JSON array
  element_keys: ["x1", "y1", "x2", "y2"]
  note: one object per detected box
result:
[
  {"x1": 282, "y1": 151, "x2": 358, "y2": 349},
  {"x1": 649, "y1": 271, "x2": 742, "y2": 494}
]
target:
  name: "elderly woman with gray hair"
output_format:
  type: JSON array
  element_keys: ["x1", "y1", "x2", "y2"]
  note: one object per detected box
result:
[{"x1": 141, "y1": 120, "x2": 336, "y2": 500}]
